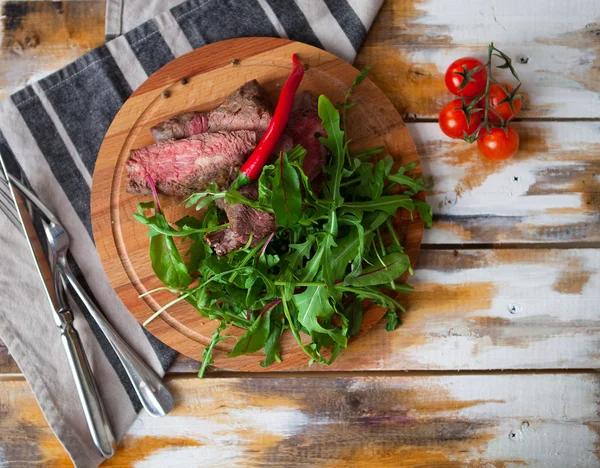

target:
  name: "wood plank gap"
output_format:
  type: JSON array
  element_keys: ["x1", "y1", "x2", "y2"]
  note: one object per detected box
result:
[
  {"x1": 421, "y1": 242, "x2": 600, "y2": 250},
  {"x1": 168, "y1": 368, "x2": 600, "y2": 379}
]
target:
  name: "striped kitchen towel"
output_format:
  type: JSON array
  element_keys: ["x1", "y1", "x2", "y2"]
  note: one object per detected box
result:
[{"x1": 0, "y1": 0, "x2": 383, "y2": 466}]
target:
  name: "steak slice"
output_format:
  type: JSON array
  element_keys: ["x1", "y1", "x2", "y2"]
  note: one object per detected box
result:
[
  {"x1": 151, "y1": 80, "x2": 273, "y2": 141},
  {"x1": 126, "y1": 130, "x2": 256, "y2": 196},
  {"x1": 205, "y1": 183, "x2": 275, "y2": 257},
  {"x1": 288, "y1": 91, "x2": 328, "y2": 181}
]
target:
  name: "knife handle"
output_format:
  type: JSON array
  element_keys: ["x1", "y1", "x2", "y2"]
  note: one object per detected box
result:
[
  {"x1": 59, "y1": 310, "x2": 116, "y2": 459},
  {"x1": 63, "y1": 267, "x2": 174, "y2": 418}
]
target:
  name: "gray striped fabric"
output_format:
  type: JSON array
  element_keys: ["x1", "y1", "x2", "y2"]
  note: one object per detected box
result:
[{"x1": 0, "y1": 0, "x2": 383, "y2": 466}]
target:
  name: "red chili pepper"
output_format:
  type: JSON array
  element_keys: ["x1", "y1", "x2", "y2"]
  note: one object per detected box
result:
[{"x1": 236, "y1": 54, "x2": 304, "y2": 187}]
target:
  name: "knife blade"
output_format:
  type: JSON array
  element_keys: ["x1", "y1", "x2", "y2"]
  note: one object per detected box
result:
[{"x1": 0, "y1": 153, "x2": 116, "y2": 459}]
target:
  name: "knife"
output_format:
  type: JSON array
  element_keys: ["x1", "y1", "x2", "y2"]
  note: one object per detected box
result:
[{"x1": 0, "y1": 153, "x2": 116, "y2": 459}]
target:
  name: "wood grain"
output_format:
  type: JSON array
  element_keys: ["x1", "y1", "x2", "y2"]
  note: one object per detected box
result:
[
  {"x1": 411, "y1": 121, "x2": 600, "y2": 245},
  {"x1": 1, "y1": 373, "x2": 599, "y2": 467},
  {"x1": 91, "y1": 37, "x2": 425, "y2": 368},
  {"x1": 1, "y1": 0, "x2": 599, "y2": 119},
  {"x1": 3, "y1": 245, "x2": 599, "y2": 375},
  {"x1": 0, "y1": 2, "x2": 599, "y2": 467},
  {"x1": 158, "y1": 248, "x2": 599, "y2": 372},
  {"x1": 356, "y1": 0, "x2": 600, "y2": 119}
]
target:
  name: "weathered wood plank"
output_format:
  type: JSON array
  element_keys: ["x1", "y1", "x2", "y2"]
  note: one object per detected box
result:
[
  {"x1": 409, "y1": 121, "x2": 600, "y2": 244},
  {"x1": 1, "y1": 374, "x2": 598, "y2": 467},
  {"x1": 1, "y1": 0, "x2": 599, "y2": 120},
  {"x1": 356, "y1": 0, "x2": 600, "y2": 119},
  {"x1": 0, "y1": 1, "x2": 105, "y2": 100},
  {"x1": 3, "y1": 248, "x2": 599, "y2": 374},
  {"x1": 164, "y1": 248, "x2": 600, "y2": 373}
]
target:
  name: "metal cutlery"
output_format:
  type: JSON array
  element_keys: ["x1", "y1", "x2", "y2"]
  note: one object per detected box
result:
[
  {"x1": 6, "y1": 174, "x2": 175, "y2": 419},
  {"x1": 0, "y1": 156, "x2": 116, "y2": 458}
]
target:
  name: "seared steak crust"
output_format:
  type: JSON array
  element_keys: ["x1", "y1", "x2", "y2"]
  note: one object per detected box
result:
[{"x1": 151, "y1": 80, "x2": 273, "y2": 141}]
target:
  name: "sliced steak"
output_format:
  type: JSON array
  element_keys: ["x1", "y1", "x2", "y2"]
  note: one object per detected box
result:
[
  {"x1": 205, "y1": 183, "x2": 275, "y2": 257},
  {"x1": 288, "y1": 91, "x2": 328, "y2": 181},
  {"x1": 126, "y1": 130, "x2": 256, "y2": 196},
  {"x1": 204, "y1": 227, "x2": 243, "y2": 258},
  {"x1": 151, "y1": 80, "x2": 273, "y2": 141}
]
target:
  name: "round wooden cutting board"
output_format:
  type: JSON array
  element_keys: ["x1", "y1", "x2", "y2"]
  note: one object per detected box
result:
[{"x1": 91, "y1": 37, "x2": 424, "y2": 371}]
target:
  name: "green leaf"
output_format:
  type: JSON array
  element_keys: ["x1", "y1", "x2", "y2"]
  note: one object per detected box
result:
[
  {"x1": 261, "y1": 313, "x2": 283, "y2": 367},
  {"x1": 271, "y1": 154, "x2": 302, "y2": 227},
  {"x1": 351, "y1": 66, "x2": 370, "y2": 88},
  {"x1": 340, "y1": 286, "x2": 407, "y2": 313},
  {"x1": 257, "y1": 164, "x2": 275, "y2": 206},
  {"x1": 414, "y1": 199, "x2": 433, "y2": 228},
  {"x1": 134, "y1": 210, "x2": 228, "y2": 237},
  {"x1": 342, "y1": 195, "x2": 415, "y2": 217},
  {"x1": 150, "y1": 235, "x2": 193, "y2": 288},
  {"x1": 356, "y1": 159, "x2": 386, "y2": 200},
  {"x1": 351, "y1": 146, "x2": 385, "y2": 161},
  {"x1": 320, "y1": 233, "x2": 338, "y2": 293},
  {"x1": 286, "y1": 144, "x2": 308, "y2": 164},
  {"x1": 286, "y1": 235, "x2": 316, "y2": 271},
  {"x1": 345, "y1": 251, "x2": 410, "y2": 287},
  {"x1": 387, "y1": 174, "x2": 428, "y2": 196},
  {"x1": 292, "y1": 286, "x2": 347, "y2": 347},
  {"x1": 347, "y1": 297, "x2": 363, "y2": 336},
  {"x1": 199, "y1": 321, "x2": 228, "y2": 378},
  {"x1": 184, "y1": 183, "x2": 225, "y2": 209},
  {"x1": 225, "y1": 189, "x2": 273, "y2": 213},
  {"x1": 385, "y1": 310, "x2": 400, "y2": 331},
  {"x1": 329, "y1": 221, "x2": 374, "y2": 281},
  {"x1": 318, "y1": 95, "x2": 345, "y2": 206},
  {"x1": 228, "y1": 310, "x2": 271, "y2": 357}
]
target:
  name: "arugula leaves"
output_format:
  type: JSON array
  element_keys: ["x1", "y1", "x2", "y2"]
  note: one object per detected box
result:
[
  {"x1": 271, "y1": 153, "x2": 302, "y2": 227},
  {"x1": 133, "y1": 69, "x2": 433, "y2": 376},
  {"x1": 150, "y1": 234, "x2": 192, "y2": 288},
  {"x1": 228, "y1": 310, "x2": 272, "y2": 357}
]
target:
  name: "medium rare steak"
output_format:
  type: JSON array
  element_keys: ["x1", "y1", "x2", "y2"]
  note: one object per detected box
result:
[
  {"x1": 288, "y1": 91, "x2": 328, "y2": 181},
  {"x1": 205, "y1": 183, "x2": 275, "y2": 257},
  {"x1": 151, "y1": 80, "x2": 273, "y2": 141},
  {"x1": 126, "y1": 130, "x2": 256, "y2": 196}
]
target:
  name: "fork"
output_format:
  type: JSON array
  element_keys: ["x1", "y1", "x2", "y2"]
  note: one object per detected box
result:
[{"x1": 6, "y1": 175, "x2": 174, "y2": 418}]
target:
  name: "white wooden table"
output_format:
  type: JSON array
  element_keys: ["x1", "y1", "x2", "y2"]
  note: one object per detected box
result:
[{"x1": 0, "y1": 0, "x2": 599, "y2": 466}]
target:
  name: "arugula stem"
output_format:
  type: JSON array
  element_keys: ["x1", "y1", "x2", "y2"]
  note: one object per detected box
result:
[
  {"x1": 274, "y1": 281, "x2": 326, "y2": 287},
  {"x1": 228, "y1": 236, "x2": 268, "y2": 283},
  {"x1": 198, "y1": 321, "x2": 227, "y2": 378},
  {"x1": 280, "y1": 291, "x2": 325, "y2": 364},
  {"x1": 339, "y1": 286, "x2": 406, "y2": 312},
  {"x1": 376, "y1": 229, "x2": 387, "y2": 256},
  {"x1": 143, "y1": 292, "x2": 191, "y2": 326},
  {"x1": 376, "y1": 229, "x2": 396, "y2": 291},
  {"x1": 340, "y1": 177, "x2": 361, "y2": 187},
  {"x1": 385, "y1": 219, "x2": 401, "y2": 247},
  {"x1": 138, "y1": 286, "x2": 178, "y2": 298}
]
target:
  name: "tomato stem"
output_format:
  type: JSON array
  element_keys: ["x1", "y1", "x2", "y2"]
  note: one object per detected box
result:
[{"x1": 483, "y1": 42, "x2": 494, "y2": 133}]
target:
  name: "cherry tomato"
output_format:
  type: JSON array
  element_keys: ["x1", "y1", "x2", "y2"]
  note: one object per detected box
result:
[
  {"x1": 477, "y1": 126, "x2": 519, "y2": 161},
  {"x1": 445, "y1": 57, "x2": 488, "y2": 98},
  {"x1": 489, "y1": 83, "x2": 522, "y2": 122},
  {"x1": 438, "y1": 99, "x2": 482, "y2": 139}
]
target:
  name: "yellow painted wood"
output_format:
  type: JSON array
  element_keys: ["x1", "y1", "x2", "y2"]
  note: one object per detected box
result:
[
  {"x1": 0, "y1": 1, "x2": 599, "y2": 466},
  {"x1": 1, "y1": 374, "x2": 600, "y2": 467},
  {"x1": 0, "y1": 1, "x2": 105, "y2": 100}
]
